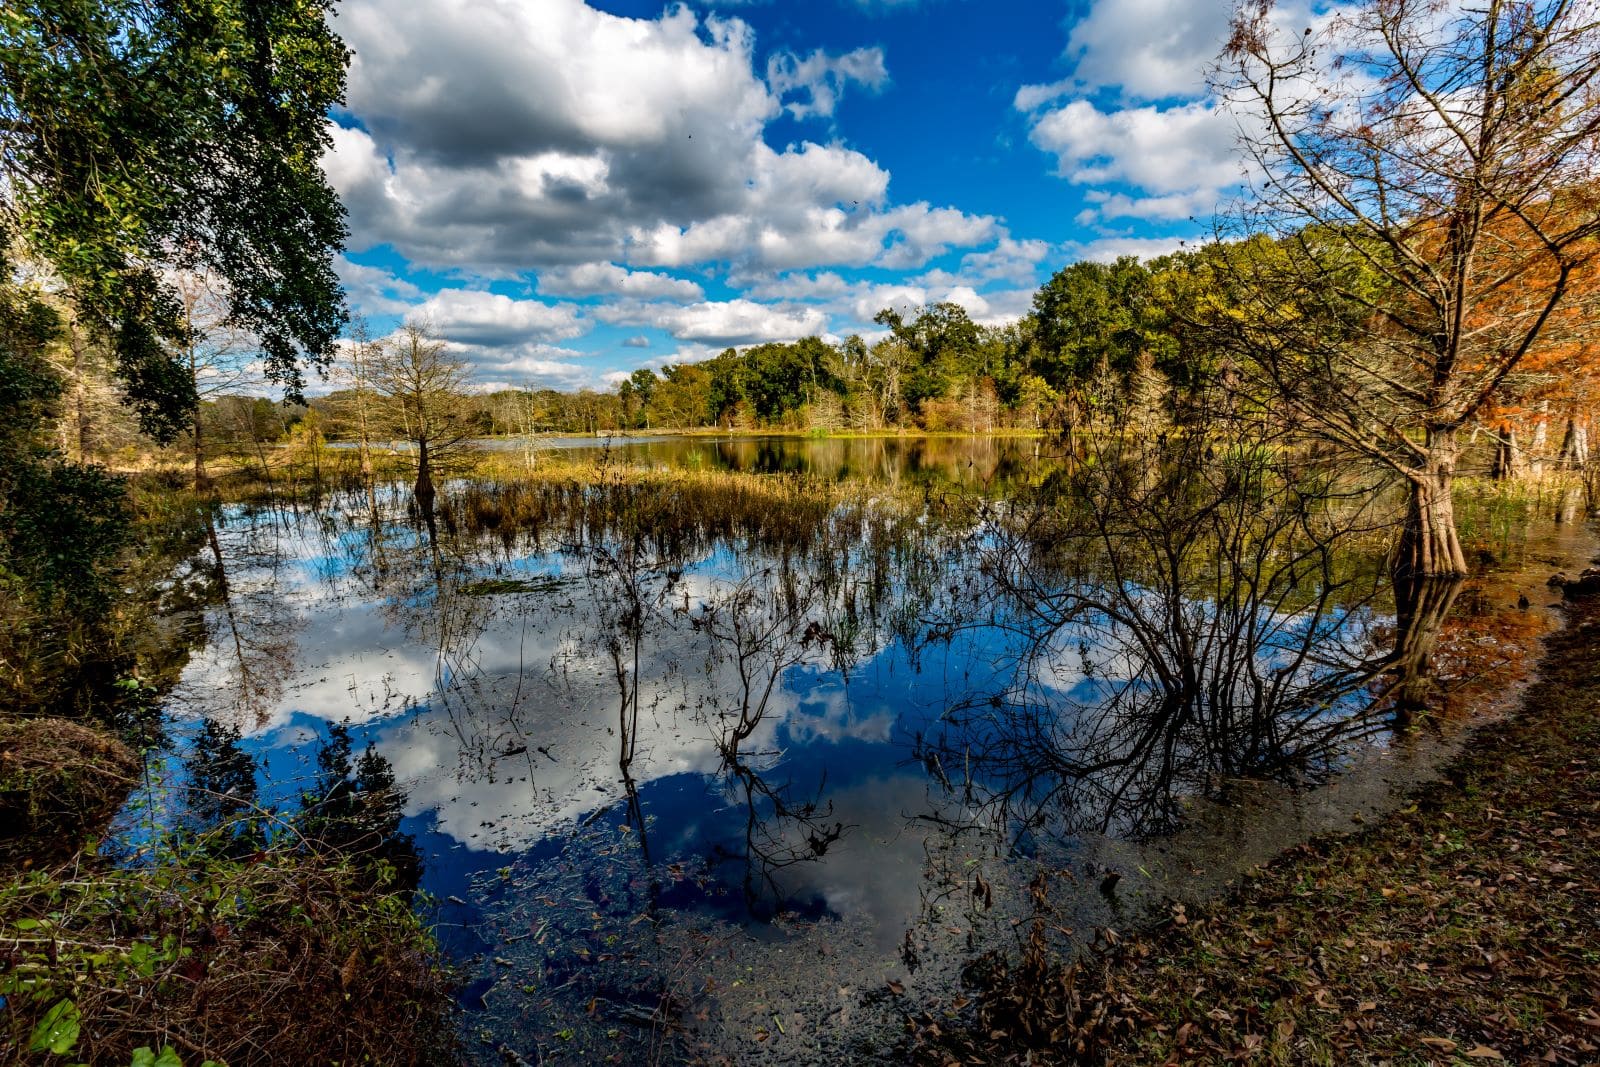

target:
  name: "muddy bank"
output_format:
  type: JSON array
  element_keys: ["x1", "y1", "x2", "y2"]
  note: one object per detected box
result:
[{"x1": 910, "y1": 593, "x2": 1600, "y2": 1065}]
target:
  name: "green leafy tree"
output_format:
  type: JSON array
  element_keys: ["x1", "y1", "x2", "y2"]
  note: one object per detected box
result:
[
  {"x1": 875, "y1": 303, "x2": 980, "y2": 421},
  {"x1": 1, "y1": 0, "x2": 351, "y2": 439},
  {"x1": 652, "y1": 362, "x2": 713, "y2": 427},
  {"x1": 1029, "y1": 257, "x2": 1179, "y2": 418},
  {"x1": 0, "y1": 272, "x2": 132, "y2": 717}
]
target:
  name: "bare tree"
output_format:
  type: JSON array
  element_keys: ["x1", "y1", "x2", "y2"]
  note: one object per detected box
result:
[
  {"x1": 327, "y1": 316, "x2": 383, "y2": 482},
  {"x1": 916, "y1": 428, "x2": 1405, "y2": 841},
  {"x1": 1216, "y1": 0, "x2": 1600, "y2": 576},
  {"x1": 172, "y1": 268, "x2": 253, "y2": 489},
  {"x1": 369, "y1": 322, "x2": 475, "y2": 507}
]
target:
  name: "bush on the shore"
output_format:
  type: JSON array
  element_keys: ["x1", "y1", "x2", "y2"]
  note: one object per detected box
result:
[{"x1": 0, "y1": 718, "x2": 141, "y2": 868}]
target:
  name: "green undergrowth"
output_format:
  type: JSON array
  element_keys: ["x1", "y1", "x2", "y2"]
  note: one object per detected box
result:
[
  {"x1": 910, "y1": 597, "x2": 1600, "y2": 1065},
  {"x1": 2, "y1": 842, "x2": 453, "y2": 1065}
]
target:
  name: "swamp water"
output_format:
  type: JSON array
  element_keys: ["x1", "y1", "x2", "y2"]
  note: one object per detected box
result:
[{"x1": 115, "y1": 436, "x2": 1594, "y2": 1063}]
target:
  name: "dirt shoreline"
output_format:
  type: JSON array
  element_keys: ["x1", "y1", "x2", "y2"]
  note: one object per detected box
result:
[{"x1": 910, "y1": 591, "x2": 1600, "y2": 1065}]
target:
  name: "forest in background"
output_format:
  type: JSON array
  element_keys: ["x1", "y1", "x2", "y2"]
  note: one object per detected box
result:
[{"x1": 50, "y1": 246, "x2": 1599, "y2": 483}]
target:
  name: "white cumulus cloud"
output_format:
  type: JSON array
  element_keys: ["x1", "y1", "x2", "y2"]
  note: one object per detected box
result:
[
  {"x1": 767, "y1": 46, "x2": 890, "y2": 120},
  {"x1": 537, "y1": 262, "x2": 703, "y2": 301},
  {"x1": 411, "y1": 289, "x2": 589, "y2": 346},
  {"x1": 326, "y1": 0, "x2": 992, "y2": 279}
]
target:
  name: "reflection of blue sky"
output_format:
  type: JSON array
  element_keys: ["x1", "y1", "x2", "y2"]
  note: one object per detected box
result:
[
  {"x1": 163, "y1": 483, "x2": 1394, "y2": 943},
  {"x1": 169, "y1": 496, "x2": 981, "y2": 927}
]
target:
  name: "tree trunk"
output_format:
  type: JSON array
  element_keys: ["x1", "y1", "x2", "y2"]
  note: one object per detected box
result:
[
  {"x1": 1530, "y1": 409, "x2": 1549, "y2": 478},
  {"x1": 1397, "y1": 428, "x2": 1468, "y2": 579},
  {"x1": 69, "y1": 318, "x2": 93, "y2": 462},
  {"x1": 193, "y1": 405, "x2": 210, "y2": 490},
  {"x1": 1491, "y1": 423, "x2": 1522, "y2": 480},
  {"x1": 189, "y1": 345, "x2": 209, "y2": 490},
  {"x1": 1559, "y1": 415, "x2": 1589, "y2": 470},
  {"x1": 357, "y1": 392, "x2": 374, "y2": 480},
  {"x1": 414, "y1": 437, "x2": 435, "y2": 507}
]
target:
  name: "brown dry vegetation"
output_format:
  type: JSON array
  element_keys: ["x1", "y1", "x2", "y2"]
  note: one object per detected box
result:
[
  {"x1": 1, "y1": 849, "x2": 454, "y2": 1065},
  {"x1": 0, "y1": 720, "x2": 139, "y2": 870}
]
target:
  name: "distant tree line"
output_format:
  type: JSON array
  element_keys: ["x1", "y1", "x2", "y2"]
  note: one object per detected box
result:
[{"x1": 276, "y1": 255, "x2": 1238, "y2": 441}]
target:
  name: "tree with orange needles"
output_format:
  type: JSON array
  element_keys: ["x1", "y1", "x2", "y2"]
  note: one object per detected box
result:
[
  {"x1": 1217, "y1": 0, "x2": 1600, "y2": 577},
  {"x1": 1475, "y1": 233, "x2": 1600, "y2": 475}
]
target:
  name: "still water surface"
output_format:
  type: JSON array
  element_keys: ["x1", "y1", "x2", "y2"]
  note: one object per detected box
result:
[{"x1": 121, "y1": 436, "x2": 1588, "y2": 1062}]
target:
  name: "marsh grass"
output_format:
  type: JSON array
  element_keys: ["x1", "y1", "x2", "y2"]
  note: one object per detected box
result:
[
  {"x1": 438, "y1": 457, "x2": 970, "y2": 567},
  {"x1": 1451, "y1": 473, "x2": 1591, "y2": 566}
]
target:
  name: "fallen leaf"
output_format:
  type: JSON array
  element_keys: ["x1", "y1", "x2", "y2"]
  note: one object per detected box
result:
[
  {"x1": 1420, "y1": 1036, "x2": 1458, "y2": 1052},
  {"x1": 1465, "y1": 1047, "x2": 1504, "y2": 1060}
]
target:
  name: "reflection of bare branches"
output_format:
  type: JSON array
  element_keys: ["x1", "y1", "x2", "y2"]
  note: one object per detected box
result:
[
  {"x1": 691, "y1": 565, "x2": 854, "y2": 902},
  {"x1": 693, "y1": 571, "x2": 831, "y2": 748},
  {"x1": 919, "y1": 431, "x2": 1408, "y2": 840},
  {"x1": 717, "y1": 750, "x2": 847, "y2": 905},
  {"x1": 199, "y1": 511, "x2": 299, "y2": 730},
  {"x1": 583, "y1": 526, "x2": 685, "y2": 779}
]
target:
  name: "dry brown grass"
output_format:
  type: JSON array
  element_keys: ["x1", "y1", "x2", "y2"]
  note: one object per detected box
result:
[
  {"x1": 0, "y1": 718, "x2": 140, "y2": 869},
  {"x1": 1, "y1": 846, "x2": 455, "y2": 1065}
]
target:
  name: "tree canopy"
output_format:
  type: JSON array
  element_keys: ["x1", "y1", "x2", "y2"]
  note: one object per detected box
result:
[{"x1": 0, "y1": 0, "x2": 350, "y2": 439}]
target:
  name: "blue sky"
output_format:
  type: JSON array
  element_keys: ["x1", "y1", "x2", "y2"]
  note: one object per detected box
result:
[{"x1": 325, "y1": 0, "x2": 1261, "y2": 391}]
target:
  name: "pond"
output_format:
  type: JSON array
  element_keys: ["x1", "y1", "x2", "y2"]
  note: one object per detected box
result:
[{"x1": 116, "y1": 435, "x2": 1594, "y2": 1063}]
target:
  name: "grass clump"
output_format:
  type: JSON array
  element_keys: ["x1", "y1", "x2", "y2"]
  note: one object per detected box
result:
[{"x1": 0, "y1": 718, "x2": 141, "y2": 870}]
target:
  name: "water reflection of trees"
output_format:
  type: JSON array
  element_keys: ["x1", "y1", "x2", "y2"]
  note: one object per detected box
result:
[
  {"x1": 572, "y1": 489, "x2": 878, "y2": 903},
  {"x1": 182, "y1": 715, "x2": 422, "y2": 892},
  {"x1": 192, "y1": 508, "x2": 303, "y2": 730},
  {"x1": 690, "y1": 570, "x2": 850, "y2": 900},
  {"x1": 410, "y1": 463, "x2": 987, "y2": 901},
  {"x1": 916, "y1": 430, "x2": 1432, "y2": 840},
  {"x1": 329, "y1": 468, "x2": 957, "y2": 897},
  {"x1": 213, "y1": 448, "x2": 1413, "y2": 901},
  {"x1": 177, "y1": 444, "x2": 1480, "y2": 917}
]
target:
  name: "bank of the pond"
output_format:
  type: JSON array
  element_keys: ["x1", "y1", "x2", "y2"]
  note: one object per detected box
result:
[
  {"x1": 0, "y1": 475, "x2": 457, "y2": 1065},
  {"x1": 1, "y1": 849, "x2": 456, "y2": 1064},
  {"x1": 911, "y1": 591, "x2": 1600, "y2": 1066}
]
